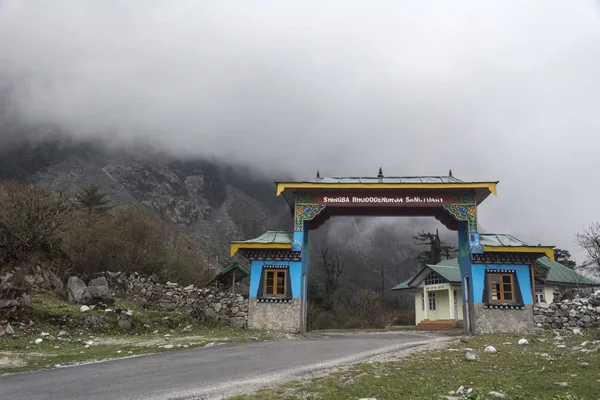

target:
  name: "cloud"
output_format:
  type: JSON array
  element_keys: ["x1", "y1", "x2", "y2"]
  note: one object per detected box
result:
[{"x1": 1, "y1": 1, "x2": 600, "y2": 261}]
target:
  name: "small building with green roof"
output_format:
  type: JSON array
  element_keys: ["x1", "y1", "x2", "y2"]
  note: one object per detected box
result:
[
  {"x1": 206, "y1": 263, "x2": 249, "y2": 294},
  {"x1": 393, "y1": 239, "x2": 598, "y2": 330}
]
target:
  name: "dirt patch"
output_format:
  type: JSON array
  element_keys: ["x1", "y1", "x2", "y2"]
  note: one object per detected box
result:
[{"x1": 0, "y1": 356, "x2": 27, "y2": 369}]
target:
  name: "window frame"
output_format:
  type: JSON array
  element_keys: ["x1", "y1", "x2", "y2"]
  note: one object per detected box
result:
[
  {"x1": 263, "y1": 268, "x2": 287, "y2": 297},
  {"x1": 424, "y1": 272, "x2": 447, "y2": 285},
  {"x1": 257, "y1": 265, "x2": 292, "y2": 300},
  {"x1": 535, "y1": 286, "x2": 545, "y2": 303},
  {"x1": 428, "y1": 292, "x2": 436, "y2": 310},
  {"x1": 488, "y1": 273, "x2": 515, "y2": 303}
]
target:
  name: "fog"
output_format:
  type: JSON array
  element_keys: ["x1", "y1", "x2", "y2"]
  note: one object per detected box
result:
[{"x1": 1, "y1": 1, "x2": 600, "y2": 261}]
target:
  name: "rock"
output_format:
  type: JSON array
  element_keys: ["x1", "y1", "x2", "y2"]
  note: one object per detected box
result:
[
  {"x1": 484, "y1": 346, "x2": 497, "y2": 353},
  {"x1": 459, "y1": 337, "x2": 470, "y2": 343},
  {"x1": 67, "y1": 277, "x2": 87, "y2": 304},
  {"x1": 117, "y1": 309, "x2": 133, "y2": 330},
  {"x1": 57, "y1": 330, "x2": 68, "y2": 337},
  {"x1": 4, "y1": 323, "x2": 15, "y2": 336},
  {"x1": 35, "y1": 338, "x2": 43, "y2": 344},
  {"x1": 41, "y1": 332, "x2": 50, "y2": 336},
  {"x1": 228, "y1": 317, "x2": 247, "y2": 328},
  {"x1": 181, "y1": 324, "x2": 193, "y2": 333},
  {"x1": 464, "y1": 351, "x2": 477, "y2": 362},
  {"x1": 554, "y1": 382, "x2": 569, "y2": 388},
  {"x1": 488, "y1": 391, "x2": 505, "y2": 399},
  {"x1": 579, "y1": 362, "x2": 590, "y2": 368},
  {"x1": 80, "y1": 305, "x2": 90, "y2": 312},
  {"x1": 84, "y1": 315, "x2": 106, "y2": 328},
  {"x1": 556, "y1": 344, "x2": 567, "y2": 349},
  {"x1": 84, "y1": 277, "x2": 114, "y2": 305},
  {"x1": 162, "y1": 344, "x2": 174, "y2": 349},
  {"x1": 518, "y1": 338, "x2": 529, "y2": 345}
]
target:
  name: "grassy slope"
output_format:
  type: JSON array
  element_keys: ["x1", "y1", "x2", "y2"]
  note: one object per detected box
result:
[
  {"x1": 231, "y1": 331, "x2": 600, "y2": 400},
  {"x1": 0, "y1": 294, "x2": 272, "y2": 375}
]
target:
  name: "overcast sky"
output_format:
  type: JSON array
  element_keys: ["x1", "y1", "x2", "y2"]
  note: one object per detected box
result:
[{"x1": 1, "y1": 1, "x2": 600, "y2": 262}]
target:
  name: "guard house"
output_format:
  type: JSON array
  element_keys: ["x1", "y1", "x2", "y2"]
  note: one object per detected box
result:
[{"x1": 393, "y1": 234, "x2": 599, "y2": 331}]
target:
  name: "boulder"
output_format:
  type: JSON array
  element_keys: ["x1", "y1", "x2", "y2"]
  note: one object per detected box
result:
[
  {"x1": 67, "y1": 277, "x2": 87, "y2": 304},
  {"x1": 117, "y1": 309, "x2": 133, "y2": 330},
  {"x1": 484, "y1": 346, "x2": 497, "y2": 353},
  {"x1": 4, "y1": 323, "x2": 15, "y2": 336},
  {"x1": 84, "y1": 277, "x2": 114, "y2": 305}
]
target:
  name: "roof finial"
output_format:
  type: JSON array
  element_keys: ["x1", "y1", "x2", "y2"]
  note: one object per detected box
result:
[
  {"x1": 377, "y1": 167, "x2": 383, "y2": 178},
  {"x1": 448, "y1": 169, "x2": 453, "y2": 177},
  {"x1": 316, "y1": 170, "x2": 320, "y2": 179}
]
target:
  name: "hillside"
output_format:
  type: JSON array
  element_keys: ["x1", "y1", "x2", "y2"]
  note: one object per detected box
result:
[{"x1": 0, "y1": 130, "x2": 450, "y2": 298}]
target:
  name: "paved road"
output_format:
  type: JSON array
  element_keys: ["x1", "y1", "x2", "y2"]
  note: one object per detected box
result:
[{"x1": 0, "y1": 332, "x2": 442, "y2": 400}]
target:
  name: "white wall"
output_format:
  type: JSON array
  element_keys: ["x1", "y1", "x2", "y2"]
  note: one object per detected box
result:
[
  {"x1": 451, "y1": 285, "x2": 463, "y2": 320},
  {"x1": 415, "y1": 291, "x2": 425, "y2": 324}
]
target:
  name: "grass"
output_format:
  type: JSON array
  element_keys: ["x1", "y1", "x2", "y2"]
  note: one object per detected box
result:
[
  {"x1": 0, "y1": 293, "x2": 273, "y2": 375},
  {"x1": 230, "y1": 330, "x2": 600, "y2": 400}
]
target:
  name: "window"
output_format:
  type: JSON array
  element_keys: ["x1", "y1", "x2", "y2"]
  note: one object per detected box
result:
[
  {"x1": 264, "y1": 269, "x2": 287, "y2": 297},
  {"x1": 425, "y1": 272, "x2": 447, "y2": 285},
  {"x1": 428, "y1": 292, "x2": 436, "y2": 310},
  {"x1": 535, "y1": 287, "x2": 545, "y2": 303},
  {"x1": 488, "y1": 273, "x2": 514, "y2": 303}
]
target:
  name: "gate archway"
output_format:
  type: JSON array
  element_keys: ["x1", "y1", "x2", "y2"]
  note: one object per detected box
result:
[{"x1": 230, "y1": 171, "x2": 551, "y2": 334}]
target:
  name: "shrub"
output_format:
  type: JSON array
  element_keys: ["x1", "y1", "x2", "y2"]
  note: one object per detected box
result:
[
  {"x1": 61, "y1": 204, "x2": 210, "y2": 285},
  {"x1": 0, "y1": 182, "x2": 74, "y2": 263}
]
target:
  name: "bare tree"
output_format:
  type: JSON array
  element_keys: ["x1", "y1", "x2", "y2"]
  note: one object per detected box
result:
[
  {"x1": 576, "y1": 222, "x2": 600, "y2": 274},
  {"x1": 319, "y1": 248, "x2": 343, "y2": 298}
]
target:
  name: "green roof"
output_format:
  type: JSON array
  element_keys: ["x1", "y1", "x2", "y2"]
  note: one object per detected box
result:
[
  {"x1": 479, "y1": 233, "x2": 531, "y2": 247},
  {"x1": 392, "y1": 256, "x2": 599, "y2": 291},
  {"x1": 428, "y1": 263, "x2": 462, "y2": 283},
  {"x1": 478, "y1": 233, "x2": 555, "y2": 249},
  {"x1": 391, "y1": 278, "x2": 413, "y2": 291},
  {"x1": 206, "y1": 263, "x2": 249, "y2": 286},
  {"x1": 306, "y1": 176, "x2": 465, "y2": 184},
  {"x1": 536, "y1": 256, "x2": 598, "y2": 285},
  {"x1": 231, "y1": 231, "x2": 293, "y2": 245}
]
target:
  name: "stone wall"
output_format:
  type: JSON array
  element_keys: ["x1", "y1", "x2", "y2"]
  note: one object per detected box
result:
[
  {"x1": 533, "y1": 289, "x2": 600, "y2": 330},
  {"x1": 248, "y1": 298, "x2": 303, "y2": 332},
  {"x1": 102, "y1": 272, "x2": 249, "y2": 328},
  {"x1": 468, "y1": 303, "x2": 536, "y2": 334}
]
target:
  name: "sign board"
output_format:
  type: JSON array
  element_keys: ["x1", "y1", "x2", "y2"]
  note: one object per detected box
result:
[
  {"x1": 424, "y1": 283, "x2": 451, "y2": 292},
  {"x1": 302, "y1": 191, "x2": 468, "y2": 207}
]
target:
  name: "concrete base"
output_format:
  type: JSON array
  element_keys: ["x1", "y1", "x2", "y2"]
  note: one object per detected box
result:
[
  {"x1": 248, "y1": 298, "x2": 302, "y2": 332},
  {"x1": 468, "y1": 303, "x2": 535, "y2": 334}
]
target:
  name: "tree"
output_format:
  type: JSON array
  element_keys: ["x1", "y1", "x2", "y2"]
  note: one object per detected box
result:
[
  {"x1": 76, "y1": 184, "x2": 112, "y2": 215},
  {"x1": 0, "y1": 182, "x2": 74, "y2": 263},
  {"x1": 319, "y1": 248, "x2": 343, "y2": 298},
  {"x1": 413, "y1": 229, "x2": 457, "y2": 265},
  {"x1": 576, "y1": 222, "x2": 600, "y2": 275},
  {"x1": 553, "y1": 248, "x2": 576, "y2": 269}
]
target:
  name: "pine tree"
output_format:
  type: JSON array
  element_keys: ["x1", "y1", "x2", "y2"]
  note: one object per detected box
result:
[
  {"x1": 413, "y1": 229, "x2": 457, "y2": 265},
  {"x1": 76, "y1": 184, "x2": 112, "y2": 215}
]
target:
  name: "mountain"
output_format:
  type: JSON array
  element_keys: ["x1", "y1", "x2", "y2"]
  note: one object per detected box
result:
[{"x1": 0, "y1": 130, "x2": 445, "y2": 296}]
